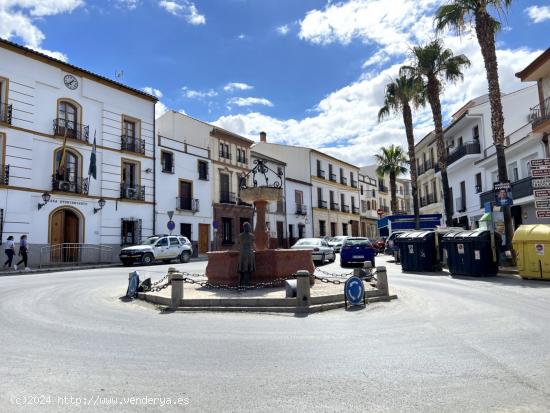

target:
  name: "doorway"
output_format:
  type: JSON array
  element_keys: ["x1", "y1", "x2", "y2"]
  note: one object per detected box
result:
[
  {"x1": 198, "y1": 224, "x2": 210, "y2": 254},
  {"x1": 49, "y1": 207, "x2": 82, "y2": 262}
]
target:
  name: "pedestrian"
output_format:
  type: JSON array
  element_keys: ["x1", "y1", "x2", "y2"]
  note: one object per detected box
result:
[
  {"x1": 16, "y1": 235, "x2": 29, "y2": 271},
  {"x1": 4, "y1": 235, "x2": 15, "y2": 270}
]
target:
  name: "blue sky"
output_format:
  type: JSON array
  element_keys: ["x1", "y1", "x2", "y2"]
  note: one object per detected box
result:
[{"x1": 1, "y1": 0, "x2": 549, "y2": 165}]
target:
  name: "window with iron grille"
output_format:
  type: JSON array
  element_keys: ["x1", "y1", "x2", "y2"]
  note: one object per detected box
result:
[
  {"x1": 0, "y1": 209, "x2": 3, "y2": 245},
  {"x1": 198, "y1": 160, "x2": 209, "y2": 180},
  {"x1": 161, "y1": 151, "x2": 174, "y2": 173},
  {"x1": 121, "y1": 219, "x2": 142, "y2": 246}
]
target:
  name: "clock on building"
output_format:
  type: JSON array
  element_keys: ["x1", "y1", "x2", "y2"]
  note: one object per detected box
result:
[{"x1": 64, "y1": 74, "x2": 78, "y2": 90}]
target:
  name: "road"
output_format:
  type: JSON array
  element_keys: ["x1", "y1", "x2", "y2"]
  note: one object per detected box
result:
[{"x1": 1, "y1": 256, "x2": 550, "y2": 412}]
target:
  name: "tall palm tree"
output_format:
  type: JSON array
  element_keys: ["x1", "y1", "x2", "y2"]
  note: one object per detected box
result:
[
  {"x1": 378, "y1": 74, "x2": 426, "y2": 229},
  {"x1": 435, "y1": 0, "x2": 514, "y2": 249},
  {"x1": 402, "y1": 40, "x2": 471, "y2": 227},
  {"x1": 374, "y1": 145, "x2": 408, "y2": 214}
]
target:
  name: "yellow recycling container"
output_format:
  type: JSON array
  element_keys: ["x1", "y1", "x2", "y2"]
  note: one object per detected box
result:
[{"x1": 512, "y1": 224, "x2": 550, "y2": 280}]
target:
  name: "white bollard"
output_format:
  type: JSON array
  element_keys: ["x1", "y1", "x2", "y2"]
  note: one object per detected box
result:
[
  {"x1": 296, "y1": 270, "x2": 311, "y2": 309},
  {"x1": 169, "y1": 270, "x2": 184, "y2": 309},
  {"x1": 376, "y1": 266, "x2": 389, "y2": 296}
]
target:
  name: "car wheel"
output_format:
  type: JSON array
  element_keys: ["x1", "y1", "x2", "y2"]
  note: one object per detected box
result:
[
  {"x1": 180, "y1": 251, "x2": 191, "y2": 263},
  {"x1": 141, "y1": 253, "x2": 154, "y2": 266},
  {"x1": 329, "y1": 254, "x2": 335, "y2": 263},
  {"x1": 321, "y1": 253, "x2": 326, "y2": 264}
]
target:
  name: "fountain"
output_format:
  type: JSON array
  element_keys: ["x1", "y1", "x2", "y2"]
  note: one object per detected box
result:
[{"x1": 205, "y1": 159, "x2": 315, "y2": 286}]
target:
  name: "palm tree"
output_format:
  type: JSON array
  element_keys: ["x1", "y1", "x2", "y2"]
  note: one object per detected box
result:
[
  {"x1": 374, "y1": 145, "x2": 408, "y2": 214},
  {"x1": 378, "y1": 74, "x2": 426, "y2": 228},
  {"x1": 435, "y1": 0, "x2": 514, "y2": 249},
  {"x1": 402, "y1": 40, "x2": 470, "y2": 227}
]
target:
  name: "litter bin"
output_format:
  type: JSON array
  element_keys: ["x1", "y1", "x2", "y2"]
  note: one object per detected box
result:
[
  {"x1": 395, "y1": 231, "x2": 441, "y2": 272},
  {"x1": 512, "y1": 224, "x2": 550, "y2": 280},
  {"x1": 441, "y1": 229, "x2": 500, "y2": 276}
]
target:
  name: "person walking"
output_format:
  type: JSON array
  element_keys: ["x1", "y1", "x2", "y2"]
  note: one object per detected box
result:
[
  {"x1": 4, "y1": 236, "x2": 15, "y2": 270},
  {"x1": 16, "y1": 235, "x2": 29, "y2": 271}
]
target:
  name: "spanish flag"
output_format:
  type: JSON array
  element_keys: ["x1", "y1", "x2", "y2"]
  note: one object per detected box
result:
[{"x1": 57, "y1": 129, "x2": 68, "y2": 177}]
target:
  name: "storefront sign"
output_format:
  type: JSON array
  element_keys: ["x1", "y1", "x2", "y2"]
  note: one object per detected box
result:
[
  {"x1": 534, "y1": 189, "x2": 550, "y2": 199},
  {"x1": 48, "y1": 199, "x2": 89, "y2": 206},
  {"x1": 494, "y1": 182, "x2": 513, "y2": 206},
  {"x1": 536, "y1": 210, "x2": 550, "y2": 219},
  {"x1": 536, "y1": 199, "x2": 550, "y2": 209}
]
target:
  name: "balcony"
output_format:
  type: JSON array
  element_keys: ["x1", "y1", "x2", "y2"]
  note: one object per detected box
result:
[
  {"x1": 121, "y1": 135, "x2": 146, "y2": 155},
  {"x1": 455, "y1": 197, "x2": 466, "y2": 213},
  {"x1": 351, "y1": 179, "x2": 358, "y2": 188},
  {"x1": 418, "y1": 160, "x2": 434, "y2": 176},
  {"x1": 330, "y1": 202, "x2": 340, "y2": 211},
  {"x1": 0, "y1": 165, "x2": 9, "y2": 185},
  {"x1": 479, "y1": 177, "x2": 533, "y2": 208},
  {"x1": 220, "y1": 191, "x2": 236, "y2": 204},
  {"x1": 447, "y1": 141, "x2": 481, "y2": 166},
  {"x1": 352, "y1": 206, "x2": 359, "y2": 214},
  {"x1": 317, "y1": 169, "x2": 325, "y2": 179},
  {"x1": 176, "y1": 197, "x2": 199, "y2": 212},
  {"x1": 530, "y1": 96, "x2": 550, "y2": 130},
  {"x1": 0, "y1": 103, "x2": 12, "y2": 125},
  {"x1": 53, "y1": 119, "x2": 89, "y2": 143},
  {"x1": 382, "y1": 206, "x2": 390, "y2": 213},
  {"x1": 378, "y1": 184, "x2": 388, "y2": 193},
  {"x1": 317, "y1": 200, "x2": 327, "y2": 209},
  {"x1": 329, "y1": 173, "x2": 337, "y2": 182},
  {"x1": 340, "y1": 177, "x2": 348, "y2": 185},
  {"x1": 237, "y1": 156, "x2": 248, "y2": 164},
  {"x1": 427, "y1": 193, "x2": 437, "y2": 205},
  {"x1": 52, "y1": 174, "x2": 89, "y2": 195},
  {"x1": 296, "y1": 203, "x2": 307, "y2": 215},
  {"x1": 342, "y1": 204, "x2": 350, "y2": 213},
  {"x1": 219, "y1": 151, "x2": 231, "y2": 160},
  {"x1": 120, "y1": 184, "x2": 145, "y2": 201}
]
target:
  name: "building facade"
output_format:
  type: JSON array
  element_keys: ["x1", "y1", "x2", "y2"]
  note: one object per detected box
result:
[
  {"x1": 358, "y1": 173, "x2": 379, "y2": 238},
  {"x1": 415, "y1": 131, "x2": 443, "y2": 216},
  {"x1": 155, "y1": 112, "x2": 213, "y2": 255},
  {"x1": 0, "y1": 39, "x2": 156, "y2": 266}
]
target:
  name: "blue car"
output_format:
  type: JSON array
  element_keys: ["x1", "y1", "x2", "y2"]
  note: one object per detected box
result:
[{"x1": 340, "y1": 237, "x2": 376, "y2": 268}]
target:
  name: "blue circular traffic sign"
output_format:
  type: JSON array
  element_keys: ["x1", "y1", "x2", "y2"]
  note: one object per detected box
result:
[
  {"x1": 167, "y1": 220, "x2": 175, "y2": 231},
  {"x1": 345, "y1": 276, "x2": 365, "y2": 306}
]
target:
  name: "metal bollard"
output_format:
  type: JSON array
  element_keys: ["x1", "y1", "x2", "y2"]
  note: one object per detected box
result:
[
  {"x1": 363, "y1": 261, "x2": 373, "y2": 270},
  {"x1": 296, "y1": 270, "x2": 311, "y2": 308},
  {"x1": 376, "y1": 266, "x2": 389, "y2": 296},
  {"x1": 285, "y1": 279, "x2": 297, "y2": 298},
  {"x1": 169, "y1": 271, "x2": 184, "y2": 309}
]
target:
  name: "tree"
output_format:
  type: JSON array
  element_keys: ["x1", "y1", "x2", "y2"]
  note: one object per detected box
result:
[
  {"x1": 378, "y1": 74, "x2": 426, "y2": 229},
  {"x1": 402, "y1": 40, "x2": 470, "y2": 227},
  {"x1": 374, "y1": 145, "x2": 408, "y2": 214},
  {"x1": 435, "y1": 0, "x2": 514, "y2": 250}
]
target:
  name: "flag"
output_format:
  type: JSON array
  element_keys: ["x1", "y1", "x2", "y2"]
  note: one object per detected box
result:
[
  {"x1": 57, "y1": 129, "x2": 68, "y2": 177},
  {"x1": 88, "y1": 131, "x2": 97, "y2": 180}
]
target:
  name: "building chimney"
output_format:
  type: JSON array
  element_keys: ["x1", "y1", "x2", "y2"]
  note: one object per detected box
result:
[{"x1": 260, "y1": 131, "x2": 267, "y2": 143}]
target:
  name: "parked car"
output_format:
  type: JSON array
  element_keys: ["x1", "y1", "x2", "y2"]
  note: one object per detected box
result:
[
  {"x1": 119, "y1": 235, "x2": 193, "y2": 266},
  {"x1": 340, "y1": 237, "x2": 376, "y2": 268},
  {"x1": 372, "y1": 237, "x2": 386, "y2": 255},
  {"x1": 327, "y1": 236, "x2": 349, "y2": 252},
  {"x1": 291, "y1": 238, "x2": 336, "y2": 264},
  {"x1": 385, "y1": 231, "x2": 404, "y2": 262}
]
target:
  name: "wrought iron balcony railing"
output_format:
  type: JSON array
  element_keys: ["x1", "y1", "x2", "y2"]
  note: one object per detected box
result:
[
  {"x1": 52, "y1": 174, "x2": 89, "y2": 194},
  {"x1": 237, "y1": 156, "x2": 248, "y2": 164},
  {"x1": 219, "y1": 191, "x2": 236, "y2": 204},
  {"x1": 351, "y1": 179, "x2": 358, "y2": 188},
  {"x1": 329, "y1": 173, "x2": 337, "y2": 182},
  {"x1": 219, "y1": 151, "x2": 231, "y2": 160},
  {"x1": 53, "y1": 118, "x2": 89, "y2": 142},
  {"x1": 0, "y1": 103, "x2": 12, "y2": 125},
  {"x1": 176, "y1": 197, "x2": 199, "y2": 212},
  {"x1": 342, "y1": 204, "x2": 350, "y2": 213},
  {"x1": 378, "y1": 184, "x2": 388, "y2": 193},
  {"x1": 447, "y1": 141, "x2": 481, "y2": 166},
  {"x1": 530, "y1": 96, "x2": 550, "y2": 129},
  {"x1": 296, "y1": 203, "x2": 307, "y2": 215},
  {"x1": 317, "y1": 200, "x2": 327, "y2": 209},
  {"x1": 479, "y1": 177, "x2": 533, "y2": 208},
  {"x1": 317, "y1": 169, "x2": 325, "y2": 179},
  {"x1": 121, "y1": 135, "x2": 146, "y2": 155},
  {"x1": 330, "y1": 202, "x2": 340, "y2": 211},
  {"x1": 352, "y1": 206, "x2": 359, "y2": 214},
  {"x1": 0, "y1": 165, "x2": 9, "y2": 185},
  {"x1": 120, "y1": 184, "x2": 145, "y2": 201},
  {"x1": 340, "y1": 177, "x2": 348, "y2": 185}
]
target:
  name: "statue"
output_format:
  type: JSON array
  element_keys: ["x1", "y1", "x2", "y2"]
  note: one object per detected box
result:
[{"x1": 238, "y1": 222, "x2": 256, "y2": 285}]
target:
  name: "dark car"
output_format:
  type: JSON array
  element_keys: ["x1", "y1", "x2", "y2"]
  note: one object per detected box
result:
[{"x1": 340, "y1": 237, "x2": 376, "y2": 268}]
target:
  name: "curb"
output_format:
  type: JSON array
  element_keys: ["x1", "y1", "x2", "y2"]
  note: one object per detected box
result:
[{"x1": 0, "y1": 263, "x2": 122, "y2": 277}]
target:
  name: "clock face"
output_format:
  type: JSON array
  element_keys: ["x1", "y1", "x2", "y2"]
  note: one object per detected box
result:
[{"x1": 64, "y1": 74, "x2": 78, "y2": 90}]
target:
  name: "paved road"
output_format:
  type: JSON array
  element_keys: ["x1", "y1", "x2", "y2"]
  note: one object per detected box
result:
[{"x1": 1, "y1": 256, "x2": 550, "y2": 412}]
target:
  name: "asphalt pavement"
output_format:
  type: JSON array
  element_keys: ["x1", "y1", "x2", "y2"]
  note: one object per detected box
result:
[{"x1": 1, "y1": 256, "x2": 550, "y2": 412}]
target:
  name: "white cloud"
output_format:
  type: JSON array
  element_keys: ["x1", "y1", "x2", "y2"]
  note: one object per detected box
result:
[
  {"x1": 117, "y1": 0, "x2": 140, "y2": 10},
  {"x1": 237, "y1": 33, "x2": 246, "y2": 40},
  {"x1": 276, "y1": 24, "x2": 290, "y2": 35},
  {"x1": 141, "y1": 86, "x2": 163, "y2": 99},
  {"x1": 0, "y1": 0, "x2": 83, "y2": 58},
  {"x1": 525, "y1": 5, "x2": 550, "y2": 23},
  {"x1": 25, "y1": 45, "x2": 68, "y2": 62},
  {"x1": 182, "y1": 86, "x2": 218, "y2": 99},
  {"x1": 159, "y1": 0, "x2": 206, "y2": 25},
  {"x1": 223, "y1": 82, "x2": 254, "y2": 92},
  {"x1": 227, "y1": 97, "x2": 274, "y2": 107}
]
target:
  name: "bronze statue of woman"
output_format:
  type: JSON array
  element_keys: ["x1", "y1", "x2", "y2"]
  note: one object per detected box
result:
[{"x1": 237, "y1": 222, "x2": 256, "y2": 285}]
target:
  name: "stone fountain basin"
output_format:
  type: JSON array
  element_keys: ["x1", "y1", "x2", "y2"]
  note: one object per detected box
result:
[
  {"x1": 206, "y1": 249, "x2": 315, "y2": 286},
  {"x1": 239, "y1": 186, "x2": 282, "y2": 203}
]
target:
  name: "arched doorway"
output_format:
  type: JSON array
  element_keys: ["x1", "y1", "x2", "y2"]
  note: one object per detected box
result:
[{"x1": 49, "y1": 207, "x2": 83, "y2": 262}]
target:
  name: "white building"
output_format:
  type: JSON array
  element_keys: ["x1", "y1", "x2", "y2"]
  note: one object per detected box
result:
[
  {"x1": 155, "y1": 113, "x2": 213, "y2": 255},
  {"x1": 415, "y1": 131, "x2": 443, "y2": 215},
  {"x1": 360, "y1": 165, "x2": 391, "y2": 216},
  {"x1": 358, "y1": 173, "x2": 379, "y2": 238},
  {"x1": 0, "y1": 39, "x2": 156, "y2": 266}
]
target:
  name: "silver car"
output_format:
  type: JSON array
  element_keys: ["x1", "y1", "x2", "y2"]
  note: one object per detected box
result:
[
  {"x1": 291, "y1": 238, "x2": 336, "y2": 264},
  {"x1": 327, "y1": 236, "x2": 349, "y2": 253}
]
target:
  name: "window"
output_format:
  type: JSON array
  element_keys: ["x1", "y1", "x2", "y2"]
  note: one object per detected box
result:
[
  {"x1": 180, "y1": 223, "x2": 192, "y2": 240},
  {"x1": 161, "y1": 151, "x2": 174, "y2": 173},
  {"x1": 219, "y1": 143, "x2": 230, "y2": 159},
  {"x1": 178, "y1": 180, "x2": 193, "y2": 210},
  {"x1": 475, "y1": 173, "x2": 482, "y2": 193},
  {"x1": 0, "y1": 77, "x2": 9, "y2": 124},
  {"x1": 123, "y1": 119, "x2": 136, "y2": 139},
  {"x1": 237, "y1": 148, "x2": 246, "y2": 163},
  {"x1": 59, "y1": 100, "x2": 77, "y2": 129},
  {"x1": 329, "y1": 164, "x2": 334, "y2": 180},
  {"x1": 360, "y1": 185, "x2": 364, "y2": 195},
  {"x1": 222, "y1": 217, "x2": 233, "y2": 244},
  {"x1": 288, "y1": 224, "x2": 294, "y2": 241},
  {"x1": 298, "y1": 224, "x2": 305, "y2": 239},
  {"x1": 458, "y1": 136, "x2": 463, "y2": 146},
  {"x1": 319, "y1": 220, "x2": 326, "y2": 237},
  {"x1": 198, "y1": 160, "x2": 209, "y2": 180},
  {"x1": 56, "y1": 100, "x2": 86, "y2": 141},
  {"x1": 342, "y1": 223, "x2": 348, "y2": 236},
  {"x1": 169, "y1": 237, "x2": 180, "y2": 246},
  {"x1": 330, "y1": 222, "x2": 336, "y2": 237},
  {"x1": 156, "y1": 237, "x2": 169, "y2": 247},
  {"x1": 53, "y1": 148, "x2": 85, "y2": 193},
  {"x1": 121, "y1": 219, "x2": 142, "y2": 245},
  {"x1": 473, "y1": 125, "x2": 479, "y2": 140},
  {"x1": 121, "y1": 159, "x2": 143, "y2": 200}
]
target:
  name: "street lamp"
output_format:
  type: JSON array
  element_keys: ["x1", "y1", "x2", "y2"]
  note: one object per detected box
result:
[
  {"x1": 37, "y1": 192, "x2": 51, "y2": 210},
  {"x1": 94, "y1": 198, "x2": 106, "y2": 214}
]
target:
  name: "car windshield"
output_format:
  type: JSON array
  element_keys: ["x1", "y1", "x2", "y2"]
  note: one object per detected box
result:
[
  {"x1": 344, "y1": 238, "x2": 372, "y2": 247},
  {"x1": 140, "y1": 237, "x2": 159, "y2": 245},
  {"x1": 329, "y1": 237, "x2": 346, "y2": 242},
  {"x1": 295, "y1": 239, "x2": 320, "y2": 246}
]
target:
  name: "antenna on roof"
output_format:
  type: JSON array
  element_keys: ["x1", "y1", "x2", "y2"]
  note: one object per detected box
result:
[{"x1": 115, "y1": 70, "x2": 124, "y2": 81}]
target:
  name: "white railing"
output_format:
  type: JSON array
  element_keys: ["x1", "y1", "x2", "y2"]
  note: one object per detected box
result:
[{"x1": 39, "y1": 243, "x2": 115, "y2": 268}]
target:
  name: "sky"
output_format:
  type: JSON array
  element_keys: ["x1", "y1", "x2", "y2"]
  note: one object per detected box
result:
[{"x1": 0, "y1": 0, "x2": 549, "y2": 166}]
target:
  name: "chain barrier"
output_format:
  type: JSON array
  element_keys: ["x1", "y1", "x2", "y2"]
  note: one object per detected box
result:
[
  {"x1": 149, "y1": 274, "x2": 171, "y2": 292},
  {"x1": 181, "y1": 274, "x2": 298, "y2": 291}
]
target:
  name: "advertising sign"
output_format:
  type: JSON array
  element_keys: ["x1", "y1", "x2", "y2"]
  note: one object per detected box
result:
[
  {"x1": 457, "y1": 243, "x2": 465, "y2": 255},
  {"x1": 533, "y1": 177, "x2": 550, "y2": 189},
  {"x1": 494, "y1": 182, "x2": 513, "y2": 206},
  {"x1": 532, "y1": 168, "x2": 550, "y2": 178},
  {"x1": 534, "y1": 189, "x2": 550, "y2": 199},
  {"x1": 536, "y1": 199, "x2": 550, "y2": 209},
  {"x1": 530, "y1": 159, "x2": 550, "y2": 168},
  {"x1": 536, "y1": 210, "x2": 550, "y2": 219}
]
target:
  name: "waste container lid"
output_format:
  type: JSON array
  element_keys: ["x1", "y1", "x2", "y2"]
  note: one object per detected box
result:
[
  {"x1": 512, "y1": 224, "x2": 550, "y2": 242},
  {"x1": 442, "y1": 229, "x2": 490, "y2": 240},
  {"x1": 395, "y1": 230, "x2": 434, "y2": 241}
]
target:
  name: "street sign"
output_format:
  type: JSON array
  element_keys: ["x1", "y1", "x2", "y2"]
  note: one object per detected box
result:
[
  {"x1": 536, "y1": 210, "x2": 550, "y2": 219},
  {"x1": 532, "y1": 177, "x2": 550, "y2": 189},
  {"x1": 530, "y1": 159, "x2": 550, "y2": 168},
  {"x1": 534, "y1": 189, "x2": 550, "y2": 198},
  {"x1": 344, "y1": 276, "x2": 365, "y2": 308},
  {"x1": 167, "y1": 220, "x2": 175, "y2": 231},
  {"x1": 377, "y1": 208, "x2": 384, "y2": 217},
  {"x1": 532, "y1": 168, "x2": 550, "y2": 178},
  {"x1": 536, "y1": 199, "x2": 550, "y2": 209}
]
